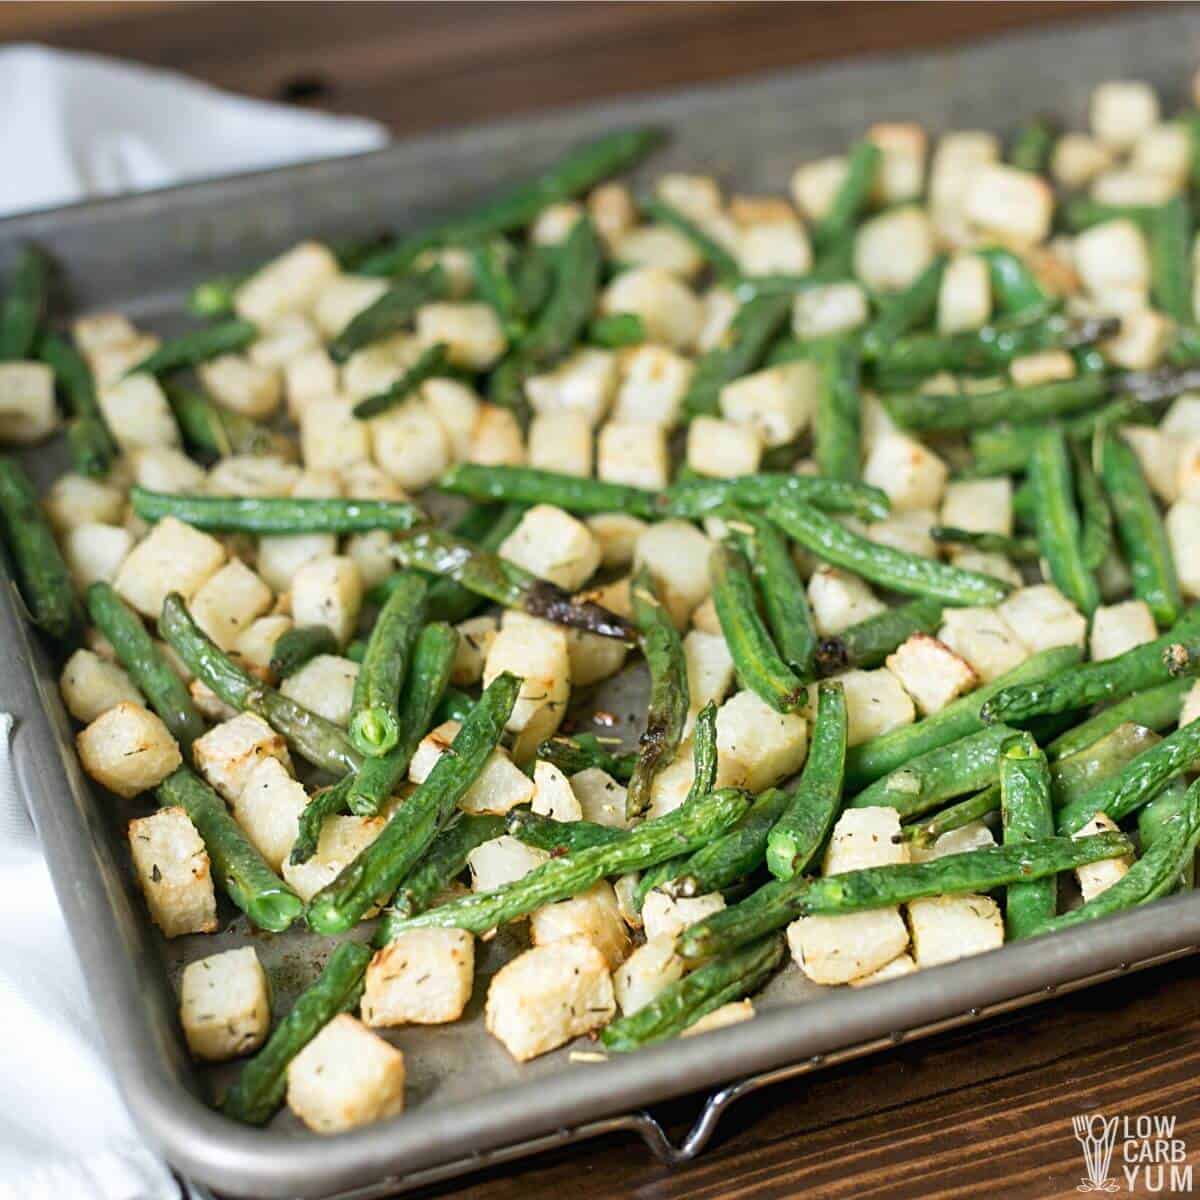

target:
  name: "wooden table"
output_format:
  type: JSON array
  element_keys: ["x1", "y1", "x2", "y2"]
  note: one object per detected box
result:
[{"x1": 9, "y1": 3, "x2": 1198, "y2": 1197}]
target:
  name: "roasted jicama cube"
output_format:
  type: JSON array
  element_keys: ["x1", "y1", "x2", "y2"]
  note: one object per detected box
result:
[
  {"x1": 128, "y1": 806, "x2": 217, "y2": 937},
  {"x1": 363, "y1": 929, "x2": 475, "y2": 1027},
  {"x1": 180, "y1": 947, "x2": 271, "y2": 1061},
  {"x1": 77, "y1": 702, "x2": 181, "y2": 798}
]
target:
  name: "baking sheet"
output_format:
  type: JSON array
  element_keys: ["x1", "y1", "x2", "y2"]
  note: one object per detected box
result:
[{"x1": 5, "y1": 8, "x2": 1200, "y2": 1197}]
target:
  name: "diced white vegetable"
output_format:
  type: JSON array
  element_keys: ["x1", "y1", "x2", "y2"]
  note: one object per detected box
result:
[
  {"x1": 248, "y1": 312, "x2": 320, "y2": 370},
  {"x1": 938, "y1": 606, "x2": 1029, "y2": 683},
  {"x1": 290, "y1": 555, "x2": 362, "y2": 645},
  {"x1": 848, "y1": 952, "x2": 918, "y2": 987},
  {"x1": 634, "y1": 520, "x2": 714, "y2": 629},
  {"x1": 192, "y1": 711, "x2": 291, "y2": 802},
  {"x1": 498, "y1": 504, "x2": 601, "y2": 592},
  {"x1": 1103, "y1": 308, "x2": 1173, "y2": 372},
  {"x1": 838, "y1": 667, "x2": 915, "y2": 747},
  {"x1": 87, "y1": 334, "x2": 161, "y2": 388},
  {"x1": 416, "y1": 303, "x2": 506, "y2": 370},
  {"x1": 789, "y1": 907, "x2": 910, "y2": 985},
  {"x1": 1052, "y1": 133, "x2": 1114, "y2": 189},
  {"x1": 1177, "y1": 438, "x2": 1200, "y2": 504},
  {"x1": 62, "y1": 522, "x2": 134, "y2": 590},
  {"x1": 1090, "y1": 600, "x2": 1158, "y2": 661},
  {"x1": 189, "y1": 679, "x2": 237, "y2": 723},
  {"x1": 72, "y1": 311, "x2": 139, "y2": 356},
  {"x1": 716, "y1": 689, "x2": 808, "y2": 793},
  {"x1": 483, "y1": 616, "x2": 571, "y2": 750},
  {"x1": 197, "y1": 354, "x2": 281, "y2": 419},
  {"x1": 1131, "y1": 122, "x2": 1192, "y2": 184},
  {"x1": 531, "y1": 760, "x2": 583, "y2": 823},
  {"x1": 128, "y1": 807, "x2": 217, "y2": 938},
  {"x1": 682, "y1": 999, "x2": 756, "y2": 1036},
  {"x1": 792, "y1": 282, "x2": 870, "y2": 339},
  {"x1": 1119, "y1": 424, "x2": 1179, "y2": 504},
  {"x1": 527, "y1": 411, "x2": 593, "y2": 477},
  {"x1": 824, "y1": 806, "x2": 909, "y2": 874},
  {"x1": 656, "y1": 173, "x2": 723, "y2": 219},
  {"x1": 1179, "y1": 680, "x2": 1200, "y2": 728},
  {"x1": 279, "y1": 655, "x2": 359, "y2": 728},
  {"x1": 468, "y1": 835, "x2": 549, "y2": 892},
  {"x1": 370, "y1": 400, "x2": 451, "y2": 491},
  {"x1": 862, "y1": 430, "x2": 947, "y2": 513},
  {"x1": 613, "y1": 224, "x2": 704, "y2": 279},
  {"x1": 867, "y1": 122, "x2": 927, "y2": 204},
  {"x1": 571, "y1": 768, "x2": 630, "y2": 829},
  {"x1": 257, "y1": 532, "x2": 338, "y2": 593},
  {"x1": 589, "y1": 182, "x2": 637, "y2": 243},
  {"x1": 421, "y1": 378, "x2": 481, "y2": 462},
  {"x1": 602, "y1": 267, "x2": 704, "y2": 351},
  {"x1": 939, "y1": 477, "x2": 1013, "y2": 537},
  {"x1": 641, "y1": 891, "x2": 726, "y2": 942},
  {"x1": 235, "y1": 241, "x2": 339, "y2": 326},
  {"x1": 613, "y1": 344, "x2": 694, "y2": 429},
  {"x1": 342, "y1": 334, "x2": 421, "y2": 404},
  {"x1": 78, "y1": 699, "x2": 180, "y2": 798},
  {"x1": 312, "y1": 274, "x2": 389, "y2": 340},
  {"x1": 60, "y1": 649, "x2": 142, "y2": 724},
  {"x1": 736, "y1": 217, "x2": 812, "y2": 278},
  {"x1": 409, "y1": 719, "x2": 535, "y2": 815},
  {"x1": 687, "y1": 415, "x2": 763, "y2": 478},
  {"x1": 363, "y1": 929, "x2": 475, "y2": 1027},
  {"x1": 886, "y1": 633, "x2": 978, "y2": 716},
  {"x1": 526, "y1": 348, "x2": 618, "y2": 428},
  {"x1": 719, "y1": 361, "x2": 817, "y2": 448},
  {"x1": 0, "y1": 361, "x2": 57, "y2": 443},
  {"x1": 230, "y1": 756, "x2": 307, "y2": 872},
  {"x1": 937, "y1": 254, "x2": 991, "y2": 334},
  {"x1": 1090, "y1": 80, "x2": 1160, "y2": 150},
  {"x1": 586, "y1": 513, "x2": 647, "y2": 569},
  {"x1": 790, "y1": 157, "x2": 848, "y2": 222},
  {"x1": 853, "y1": 206, "x2": 936, "y2": 293},
  {"x1": 98, "y1": 374, "x2": 179, "y2": 452},
  {"x1": 951, "y1": 549, "x2": 1023, "y2": 589},
  {"x1": 908, "y1": 894, "x2": 1004, "y2": 967},
  {"x1": 344, "y1": 530, "x2": 395, "y2": 592},
  {"x1": 613, "y1": 934, "x2": 685, "y2": 1015},
  {"x1": 43, "y1": 474, "x2": 124, "y2": 532},
  {"x1": 132, "y1": 447, "x2": 207, "y2": 495},
  {"x1": 807, "y1": 566, "x2": 886, "y2": 636},
  {"x1": 963, "y1": 164, "x2": 1053, "y2": 245},
  {"x1": 485, "y1": 935, "x2": 615, "y2": 1062},
  {"x1": 189, "y1": 559, "x2": 273, "y2": 652},
  {"x1": 1011, "y1": 349, "x2": 1077, "y2": 388},
  {"x1": 286, "y1": 1014, "x2": 405, "y2": 1134},
  {"x1": 300, "y1": 397, "x2": 371, "y2": 471},
  {"x1": 1073, "y1": 219, "x2": 1150, "y2": 300},
  {"x1": 566, "y1": 584, "x2": 631, "y2": 687},
  {"x1": 180, "y1": 946, "x2": 270, "y2": 1062},
  {"x1": 531, "y1": 881, "x2": 630, "y2": 970},
  {"x1": 1167, "y1": 500, "x2": 1200, "y2": 597},
  {"x1": 114, "y1": 516, "x2": 227, "y2": 618},
  {"x1": 281, "y1": 815, "x2": 384, "y2": 902},
  {"x1": 468, "y1": 403, "x2": 525, "y2": 467},
  {"x1": 908, "y1": 819, "x2": 996, "y2": 864},
  {"x1": 697, "y1": 286, "x2": 739, "y2": 353},
  {"x1": 1074, "y1": 812, "x2": 1133, "y2": 902},
  {"x1": 451, "y1": 615, "x2": 499, "y2": 687},
  {"x1": 597, "y1": 419, "x2": 670, "y2": 491},
  {"x1": 683, "y1": 629, "x2": 736, "y2": 733},
  {"x1": 999, "y1": 585, "x2": 1088, "y2": 654},
  {"x1": 530, "y1": 202, "x2": 584, "y2": 246},
  {"x1": 207, "y1": 454, "x2": 300, "y2": 499}
]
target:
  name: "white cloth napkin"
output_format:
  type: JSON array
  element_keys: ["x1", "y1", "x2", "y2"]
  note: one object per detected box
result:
[
  {"x1": 0, "y1": 44, "x2": 387, "y2": 218},
  {"x1": 0, "y1": 44, "x2": 389, "y2": 1198}
]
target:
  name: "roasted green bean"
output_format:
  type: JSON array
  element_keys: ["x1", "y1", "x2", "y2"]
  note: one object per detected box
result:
[
  {"x1": 814, "y1": 597, "x2": 944, "y2": 674},
  {"x1": 1000, "y1": 733, "x2": 1057, "y2": 939},
  {"x1": 1030, "y1": 426, "x2": 1100, "y2": 615},
  {"x1": 125, "y1": 319, "x2": 257, "y2": 378}
]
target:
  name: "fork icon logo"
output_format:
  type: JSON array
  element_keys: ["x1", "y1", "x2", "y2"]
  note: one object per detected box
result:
[{"x1": 1074, "y1": 1114, "x2": 1121, "y2": 1193}]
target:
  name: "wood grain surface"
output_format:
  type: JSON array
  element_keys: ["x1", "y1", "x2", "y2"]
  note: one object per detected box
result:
[{"x1": 8, "y1": 3, "x2": 1194, "y2": 1198}]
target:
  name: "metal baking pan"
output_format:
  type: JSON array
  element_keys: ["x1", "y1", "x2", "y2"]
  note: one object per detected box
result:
[{"x1": 6, "y1": 8, "x2": 1200, "y2": 1198}]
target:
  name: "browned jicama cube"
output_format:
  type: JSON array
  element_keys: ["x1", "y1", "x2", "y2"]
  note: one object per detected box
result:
[
  {"x1": 362, "y1": 929, "x2": 475, "y2": 1027},
  {"x1": 77, "y1": 702, "x2": 181, "y2": 799},
  {"x1": 128, "y1": 807, "x2": 217, "y2": 937},
  {"x1": 180, "y1": 946, "x2": 270, "y2": 1061}
]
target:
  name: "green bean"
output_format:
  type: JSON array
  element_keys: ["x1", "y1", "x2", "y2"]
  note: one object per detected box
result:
[
  {"x1": 814, "y1": 141, "x2": 881, "y2": 248},
  {"x1": 678, "y1": 831, "x2": 1132, "y2": 963},
  {"x1": 165, "y1": 383, "x2": 292, "y2": 461},
  {"x1": 536, "y1": 733, "x2": 636, "y2": 781},
  {"x1": 156, "y1": 766, "x2": 302, "y2": 932},
  {"x1": 187, "y1": 275, "x2": 243, "y2": 320},
  {"x1": 1000, "y1": 733, "x2": 1056, "y2": 939},
  {"x1": 929, "y1": 526, "x2": 1040, "y2": 560},
  {"x1": 125, "y1": 319, "x2": 257, "y2": 378},
  {"x1": 873, "y1": 314, "x2": 1116, "y2": 378},
  {"x1": 0, "y1": 458, "x2": 82, "y2": 644},
  {"x1": 435, "y1": 686, "x2": 476, "y2": 725},
  {"x1": 1150, "y1": 196, "x2": 1193, "y2": 325},
  {"x1": 356, "y1": 127, "x2": 665, "y2": 277},
  {"x1": 159, "y1": 593, "x2": 361, "y2": 776},
  {"x1": 377, "y1": 786, "x2": 751, "y2": 940},
  {"x1": 769, "y1": 497, "x2": 1011, "y2": 606},
  {"x1": 1037, "y1": 782, "x2": 1200, "y2": 934},
  {"x1": 710, "y1": 542, "x2": 806, "y2": 713},
  {"x1": 884, "y1": 373, "x2": 1110, "y2": 433},
  {"x1": 767, "y1": 681, "x2": 847, "y2": 880},
  {"x1": 639, "y1": 198, "x2": 741, "y2": 282},
  {"x1": 601, "y1": 934, "x2": 786, "y2": 1051},
  {"x1": 348, "y1": 573, "x2": 426, "y2": 757},
  {"x1": 627, "y1": 567, "x2": 689, "y2": 818},
  {"x1": 222, "y1": 941, "x2": 371, "y2": 1125},
  {"x1": 291, "y1": 622, "x2": 457, "y2": 860},
  {"x1": 901, "y1": 787, "x2": 1001, "y2": 847},
  {"x1": 1030, "y1": 427, "x2": 1099, "y2": 616},
  {"x1": 438, "y1": 462, "x2": 659, "y2": 519},
  {"x1": 1008, "y1": 116, "x2": 1059, "y2": 174},
  {"x1": 39, "y1": 335, "x2": 117, "y2": 477},
  {"x1": 347, "y1": 642, "x2": 366, "y2": 662},
  {"x1": 1044, "y1": 678, "x2": 1193, "y2": 761},
  {"x1": 520, "y1": 215, "x2": 602, "y2": 367},
  {"x1": 351, "y1": 342, "x2": 450, "y2": 420},
  {"x1": 814, "y1": 597, "x2": 944, "y2": 675},
  {"x1": 812, "y1": 339, "x2": 861, "y2": 482},
  {"x1": 668, "y1": 786, "x2": 792, "y2": 899},
  {"x1": 1138, "y1": 778, "x2": 1195, "y2": 893},
  {"x1": 391, "y1": 813, "x2": 506, "y2": 918},
  {"x1": 587, "y1": 313, "x2": 646, "y2": 348},
  {"x1": 688, "y1": 701, "x2": 719, "y2": 797},
  {"x1": 269, "y1": 625, "x2": 339, "y2": 681},
  {"x1": 506, "y1": 810, "x2": 627, "y2": 854},
  {"x1": 1072, "y1": 440, "x2": 1112, "y2": 572},
  {"x1": 0, "y1": 244, "x2": 49, "y2": 361},
  {"x1": 85, "y1": 583, "x2": 207, "y2": 752},
  {"x1": 1060, "y1": 198, "x2": 1156, "y2": 233},
  {"x1": 860, "y1": 257, "x2": 946, "y2": 359},
  {"x1": 471, "y1": 240, "x2": 526, "y2": 341},
  {"x1": 487, "y1": 354, "x2": 530, "y2": 425},
  {"x1": 515, "y1": 244, "x2": 556, "y2": 319},
  {"x1": 681, "y1": 293, "x2": 793, "y2": 421},
  {"x1": 307, "y1": 671, "x2": 520, "y2": 934},
  {"x1": 423, "y1": 501, "x2": 527, "y2": 624},
  {"x1": 851, "y1": 723, "x2": 1019, "y2": 820},
  {"x1": 633, "y1": 855, "x2": 687, "y2": 911},
  {"x1": 1057, "y1": 716, "x2": 1200, "y2": 834},
  {"x1": 981, "y1": 610, "x2": 1200, "y2": 726},
  {"x1": 726, "y1": 507, "x2": 817, "y2": 678},
  {"x1": 662, "y1": 471, "x2": 890, "y2": 523},
  {"x1": 846, "y1": 645, "x2": 1082, "y2": 790},
  {"x1": 1099, "y1": 430, "x2": 1181, "y2": 628},
  {"x1": 328, "y1": 264, "x2": 447, "y2": 362},
  {"x1": 391, "y1": 527, "x2": 633, "y2": 640},
  {"x1": 130, "y1": 487, "x2": 423, "y2": 534}
]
